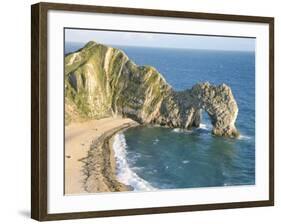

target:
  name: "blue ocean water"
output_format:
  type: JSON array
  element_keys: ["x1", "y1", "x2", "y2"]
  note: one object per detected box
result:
[{"x1": 65, "y1": 42, "x2": 255, "y2": 191}]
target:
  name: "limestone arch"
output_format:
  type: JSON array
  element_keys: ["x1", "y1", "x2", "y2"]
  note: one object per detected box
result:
[{"x1": 189, "y1": 82, "x2": 239, "y2": 137}]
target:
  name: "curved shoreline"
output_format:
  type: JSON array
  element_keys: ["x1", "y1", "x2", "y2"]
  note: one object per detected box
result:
[
  {"x1": 81, "y1": 120, "x2": 138, "y2": 193},
  {"x1": 64, "y1": 117, "x2": 138, "y2": 195}
]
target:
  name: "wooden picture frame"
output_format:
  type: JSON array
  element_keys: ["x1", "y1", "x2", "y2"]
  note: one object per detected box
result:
[{"x1": 31, "y1": 2, "x2": 274, "y2": 221}]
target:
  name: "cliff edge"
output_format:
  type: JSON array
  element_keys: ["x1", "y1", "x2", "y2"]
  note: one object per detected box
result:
[{"x1": 65, "y1": 41, "x2": 239, "y2": 137}]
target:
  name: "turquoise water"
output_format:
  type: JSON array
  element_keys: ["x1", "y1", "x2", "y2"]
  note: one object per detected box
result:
[{"x1": 65, "y1": 43, "x2": 255, "y2": 190}]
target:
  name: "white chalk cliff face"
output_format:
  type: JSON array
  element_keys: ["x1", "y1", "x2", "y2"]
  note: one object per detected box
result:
[{"x1": 65, "y1": 41, "x2": 239, "y2": 137}]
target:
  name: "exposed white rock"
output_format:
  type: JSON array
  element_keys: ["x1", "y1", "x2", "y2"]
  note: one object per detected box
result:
[{"x1": 65, "y1": 41, "x2": 239, "y2": 137}]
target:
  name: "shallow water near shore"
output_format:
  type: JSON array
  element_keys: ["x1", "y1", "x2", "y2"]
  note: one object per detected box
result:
[
  {"x1": 114, "y1": 123, "x2": 255, "y2": 191},
  {"x1": 113, "y1": 46, "x2": 255, "y2": 190},
  {"x1": 66, "y1": 42, "x2": 255, "y2": 191}
]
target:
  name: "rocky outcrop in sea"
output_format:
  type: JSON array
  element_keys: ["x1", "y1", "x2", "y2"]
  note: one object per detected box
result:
[{"x1": 65, "y1": 41, "x2": 239, "y2": 137}]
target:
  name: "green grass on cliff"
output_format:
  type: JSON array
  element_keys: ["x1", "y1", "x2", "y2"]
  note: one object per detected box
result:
[{"x1": 64, "y1": 41, "x2": 171, "y2": 122}]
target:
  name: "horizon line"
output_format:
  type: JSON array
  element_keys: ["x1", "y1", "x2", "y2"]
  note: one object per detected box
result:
[{"x1": 65, "y1": 41, "x2": 255, "y2": 53}]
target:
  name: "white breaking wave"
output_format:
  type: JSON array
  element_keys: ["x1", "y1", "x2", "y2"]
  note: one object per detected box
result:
[
  {"x1": 172, "y1": 128, "x2": 181, "y2": 133},
  {"x1": 182, "y1": 160, "x2": 190, "y2": 164},
  {"x1": 238, "y1": 135, "x2": 252, "y2": 140},
  {"x1": 153, "y1": 138, "x2": 159, "y2": 145},
  {"x1": 199, "y1": 123, "x2": 212, "y2": 131},
  {"x1": 113, "y1": 133, "x2": 156, "y2": 191},
  {"x1": 172, "y1": 123, "x2": 212, "y2": 134},
  {"x1": 172, "y1": 128, "x2": 192, "y2": 133}
]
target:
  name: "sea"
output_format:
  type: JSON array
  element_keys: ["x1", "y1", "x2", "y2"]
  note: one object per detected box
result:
[{"x1": 65, "y1": 42, "x2": 256, "y2": 191}]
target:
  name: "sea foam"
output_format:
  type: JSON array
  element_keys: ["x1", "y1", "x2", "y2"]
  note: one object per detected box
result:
[
  {"x1": 171, "y1": 128, "x2": 192, "y2": 133},
  {"x1": 199, "y1": 123, "x2": 212, "y2": 131},
  {"x1": 238, "y1": 134, "x2": 252, "y2": 140},
  {"x1": 113, "y1": 133, "x2": 156, "y2": 191},
  {"x1": 171, "y1": 123, "x2": 212, "y2": 134}
]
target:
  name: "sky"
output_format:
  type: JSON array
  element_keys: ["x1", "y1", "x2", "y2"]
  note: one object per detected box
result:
[{"x1": 65, "y1": 28, "x2": 255, "y2": 52}]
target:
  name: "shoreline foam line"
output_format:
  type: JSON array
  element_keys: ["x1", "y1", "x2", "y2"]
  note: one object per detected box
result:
[
  {"x1": 78, "y1": 119, "x2": 139, "y2": 193},
  {"x1": 113, "y1": 133, "x2": 156, "y2": 191}
]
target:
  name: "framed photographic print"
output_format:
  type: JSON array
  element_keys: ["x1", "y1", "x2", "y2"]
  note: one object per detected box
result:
[{"x1": 31, "y1": 2, "x2": 274, "y2": 221}]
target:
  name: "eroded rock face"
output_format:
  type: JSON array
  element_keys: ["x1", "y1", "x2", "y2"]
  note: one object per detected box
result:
[
  {"x1": 189, "y1": 83, "x2": 239, "y2": 137},
  {"x1": 65, "y1": 41, "x2": 239, "y2": 137}
]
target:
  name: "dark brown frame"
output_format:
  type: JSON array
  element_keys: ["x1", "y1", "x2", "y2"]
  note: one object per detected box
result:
[{"x1": 31, "y1": 2, "x2": 274, "y2": 221}]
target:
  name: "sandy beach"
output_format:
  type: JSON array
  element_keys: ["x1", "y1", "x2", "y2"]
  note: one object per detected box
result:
[{"x1": 65, "y1": 117, "x2": 138, "y2": 195}]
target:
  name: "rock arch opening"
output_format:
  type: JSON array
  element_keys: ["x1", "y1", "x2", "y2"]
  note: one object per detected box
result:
[
  {"x1": 188, "y1": 82, "x2": 239, "y2": 138},
  {"x1": 199, "y1": 110, "x2": 213, "y2": 131},
  {"x1": 64, "y1": 41, "x2": 239, "y2": 138}
]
